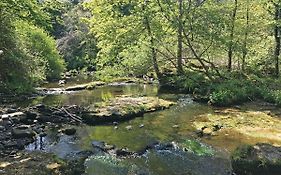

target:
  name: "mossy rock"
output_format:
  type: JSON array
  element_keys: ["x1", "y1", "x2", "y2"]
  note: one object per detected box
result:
[
  {"x1": 82, "y1": 97, "x2": 175, "y2": 124},
  {"x1": 231, "y1": 143, "x2": 281, "y2": 175},
  {"x1": 180, "y1": 140, "x2": 214, "y2": 156}
]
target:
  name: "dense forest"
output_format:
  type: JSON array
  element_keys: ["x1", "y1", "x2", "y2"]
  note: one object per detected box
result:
[
  {"x1": 2, "y1": 1, "x2": 281, "y2": 175},
  {"x1": 2, "y1": 0, "x2": 281, "y2": 106}
]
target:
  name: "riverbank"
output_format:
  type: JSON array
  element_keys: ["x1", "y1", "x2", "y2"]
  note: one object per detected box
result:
[{"x1": 160, "y1": 72, "x2": 281, "y2": 107}]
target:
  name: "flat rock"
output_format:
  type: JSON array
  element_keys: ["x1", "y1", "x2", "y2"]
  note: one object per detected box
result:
[{"x1": 83, "y1": 97, "x2": 175, "y2": 124}]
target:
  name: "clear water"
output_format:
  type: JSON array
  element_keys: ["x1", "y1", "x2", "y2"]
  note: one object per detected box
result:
[{"x1": 24, "y1": 83, "x2": 264, "y2": 174}]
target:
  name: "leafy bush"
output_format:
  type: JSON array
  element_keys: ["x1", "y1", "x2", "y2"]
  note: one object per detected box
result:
[
  {"x1": 161, "y1": 71, "x2": 209, "y2": 93},
  {"x1": 95, "y1": 66, "x2": 127, "y2": 82},
  {"x1": 209, "y1": 79, "x2": 260, "y2": 106},
  {"x1": 0, "y1": 20, "x2": 65, "y2": 94},
  {"x1": 15, "y1": 20, "x2": 65, "y2": 80}
]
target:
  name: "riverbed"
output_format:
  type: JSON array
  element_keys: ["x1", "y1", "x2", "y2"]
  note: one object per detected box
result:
[{"x1": 3, "y1": 82, "x2": 281, "y2": 175}]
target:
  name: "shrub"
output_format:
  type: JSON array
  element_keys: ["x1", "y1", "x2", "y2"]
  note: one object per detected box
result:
[
  {"x1": 208, "y1": 79, "x2": 260, "y2": 106},
  {"x1": 15, "y1": 20, "x2": 65, "y2": 81}
]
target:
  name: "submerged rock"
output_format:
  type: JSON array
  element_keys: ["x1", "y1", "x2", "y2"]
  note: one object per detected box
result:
[
  {"x1": 82, "y1": 97, "x2": 175, "y2": 124},
  {"x1": 139, "y1": 124, "x2": 144, "y2": 128},
  {"x1": 11, "y1": 127, "x2": 36, "y2": 139},
  {"x1": 92, "y1": 141, "x2": 115, "y2": 151},
  {"x1": 125, "y1": 125, "x2": 133, "y2": 130},
  {"x1": 193, "y1": 110, "x2": 281, "y2": 143},
  {"x1": 85, "y1": 140, "x2": 231, "y2": 175},
  {"x1": 62, "y1": 128, "x2": 76, "y2": 135},
  {"x1": 232, "y1": 143, "x2": 281, "y2": 175}
]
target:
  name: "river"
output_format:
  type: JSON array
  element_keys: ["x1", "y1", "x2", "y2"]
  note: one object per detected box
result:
[{"x1": 16, "y1": 82, "x2": 279, "y2": 175}]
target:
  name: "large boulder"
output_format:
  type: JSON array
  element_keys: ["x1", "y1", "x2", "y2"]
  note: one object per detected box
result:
[{"x1": 231, "y1": 143, "x2": 281, "y2": 175}]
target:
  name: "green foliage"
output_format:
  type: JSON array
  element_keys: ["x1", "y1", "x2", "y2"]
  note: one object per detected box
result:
[
  {"x1": 262, "y1": 90, "x2": 281, "y2": 106},
  {"x1": 95, "y1": 66, "x2": 127, "y2": 82},
  {"x1": 0, "y1": 0, "x2": 65, "y2": 94},
  {"x1": 41, "y1": 0, "x2": 70, "y2": 38},
  {"x1": 57, "y1": 4, "x2": 98, "y2": 71},
  {"x1": 162, "y1": 72, "x2": 281, "y2": 106},
  {"x1": 161, "y1": 71, "x2": 208, "y2": 94},
  {"x1": 15, "y1": 20, "x2": 65, "y2": 80},
  {"x1": 209, "y1": 79, "x2": 259, "y2": 106},
  {"x1": 231, "y1": 144, "x2": 253, "y2": 160}
]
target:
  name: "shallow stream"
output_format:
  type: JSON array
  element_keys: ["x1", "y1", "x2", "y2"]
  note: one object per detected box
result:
[{"x1": 18, "y1": 82, "x2": 273, "y2": 174}]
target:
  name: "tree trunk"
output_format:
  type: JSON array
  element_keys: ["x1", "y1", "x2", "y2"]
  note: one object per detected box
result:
[
  {"x1": 177, "y1": 0, "x2": 184, "y2": 75},
  {"x1": 143, "y1": 1, "x2": 161, "y2": 80},
  {"x1": 228, "y1": 0, "x2": 238, "y2": 71},
  {"x1": 274, "y1": 4, "x2": 281, "y2": 77},
  {"x1": 242, "y1": 0, "x2": 249, "y2": 71}
]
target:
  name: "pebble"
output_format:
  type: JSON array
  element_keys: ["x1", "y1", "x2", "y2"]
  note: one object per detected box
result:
[
  {"x1": 113, "y1": 122, "x2": 118, "y2": 126},
  {"x1": 125, "y1": 125, "x2": 133, "y2": 130},
  {"x1": 172, "y1": 125, "x2": 179, "y2": 128},
  {"x1": 202, "y1": 128, "x2": 213, "y2": 135},
  {"x1": 139, "y1": 124, "x2": 144, "y2": 128}
]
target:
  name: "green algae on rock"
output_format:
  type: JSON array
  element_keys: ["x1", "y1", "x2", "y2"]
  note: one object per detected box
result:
[
  {"x1": 82, "y1": 97, "x2": 176, "y2": 124},
  {"x1": 180, "y1": 140, "x2": 214, "y2": 156}
]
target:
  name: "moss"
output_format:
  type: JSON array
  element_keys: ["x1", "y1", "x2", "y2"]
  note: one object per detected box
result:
[
  {"x1": 181, "y1": 140, "x2": 214, "y2": 156},
  {"x1": 82, "y1": 97, "x2": 175, "y2": 124},
  {"x1": 194, "y1": 110, "x2": 281, "y2": 144}
]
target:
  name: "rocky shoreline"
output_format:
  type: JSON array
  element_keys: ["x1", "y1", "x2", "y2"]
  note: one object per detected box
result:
[{"x1": 0, "y1": 96, "x2": 174, "y2": 156}]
